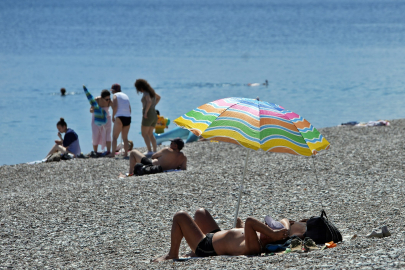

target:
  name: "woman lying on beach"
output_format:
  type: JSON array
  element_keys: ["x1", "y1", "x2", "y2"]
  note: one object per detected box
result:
[
  {"x1": 45, "y1": 118, "x2": 81, "y2": 160},
  {"x1": 153, "y1": 208, "x2": 289, "y2": 262}
]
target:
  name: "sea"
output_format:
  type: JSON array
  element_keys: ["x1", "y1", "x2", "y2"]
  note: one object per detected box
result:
[{"x1": 1, "y1": 0, "x2": 405, "y2": 165}]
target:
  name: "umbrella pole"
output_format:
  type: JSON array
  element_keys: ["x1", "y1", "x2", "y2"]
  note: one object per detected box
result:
[
  {"x1": 312, "y1": 155, "x2": 325, "y2": 209},
  {"x1": 233, "y1": 149, "x2": 250, "y2": 228}
]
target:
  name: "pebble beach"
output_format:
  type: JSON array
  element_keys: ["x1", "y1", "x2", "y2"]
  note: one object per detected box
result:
[{"x1": 1, "y1": 120, "x2": 405, "y2": 269}]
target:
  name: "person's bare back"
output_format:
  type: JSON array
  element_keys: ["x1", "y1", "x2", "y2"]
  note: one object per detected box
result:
[
  {"x1": 212, "y1": 227, "x2": 287, "y2": 256},
  {"x1": 152, "y1": 148, "x2": 187, "y2": 171}
]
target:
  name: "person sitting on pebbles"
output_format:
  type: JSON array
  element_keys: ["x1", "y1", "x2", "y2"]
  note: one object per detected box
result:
[
  {"x1": 119, "y1": 137, "x2": 187, "y2": 177},
  {"x1": 153, "y1": 208, "x2": 289, "y2": 262},
  {"x1": 45, "y1": 118, "x2": 81, "y2": 160}
]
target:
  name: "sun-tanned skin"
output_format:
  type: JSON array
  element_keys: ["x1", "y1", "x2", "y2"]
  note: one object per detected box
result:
[
  {"x1": 125, "y1": 141, "x2": 187, "y2": 175},
  {"x1": 153, "y1": 208, "x2": 289, "y2": 262},
  {"x1": 283, "y1": 219, "x2": 308, "y2": 239}
]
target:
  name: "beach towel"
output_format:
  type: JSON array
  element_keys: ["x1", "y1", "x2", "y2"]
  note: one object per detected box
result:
[{"x1": 83, "y1": 85, "x2": 107, "y2": 126}]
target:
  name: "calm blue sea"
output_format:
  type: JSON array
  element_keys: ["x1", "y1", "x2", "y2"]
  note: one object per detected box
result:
[{"x1": 1, "y1": 0, "x2": 405, "y2": 165}]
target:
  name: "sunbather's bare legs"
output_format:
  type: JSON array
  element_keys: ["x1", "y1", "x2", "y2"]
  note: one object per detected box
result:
[
  {"x1": 128, "y1": 149, "x2": 145, "y2": 174},
  {"x1": 153, "y1": 211, "x2": 205, "y2": 262},
  {"x1": 194, "y1": 208, "x2": 221, "y2": 234},
  {"x1": 45, "y1": 144, "x2": 67, "y2": 160}
]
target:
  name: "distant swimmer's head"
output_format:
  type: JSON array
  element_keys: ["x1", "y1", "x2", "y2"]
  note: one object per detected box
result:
[
  {"x1": 110, "y1": 83, "x2": 121, "y2": 93},
  {"x1": 134, "y1": 78, "x2": 156, "y2": 98},
  {"x1": 56, "y1": 117, "x2": 68, "y2": 133},
  {"x1": 60, "y1": 88, "x2": 66, "y2": 96}
]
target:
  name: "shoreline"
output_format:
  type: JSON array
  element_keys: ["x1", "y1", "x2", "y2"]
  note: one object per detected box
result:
[{"x1": 1, "y1": 119, "x2": 405, "y2": 268}]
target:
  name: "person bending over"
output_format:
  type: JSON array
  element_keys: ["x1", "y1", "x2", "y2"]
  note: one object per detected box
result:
[
  {"x1": 90, "y1": 89, "x2": 112, "y2": 154},
  {"x1": 153, "y1": 208, "x2": 288, "y2": 262},
  {"x1": 45, "y1": 118, "x2": 81, "y2": 159},
  {"x1": 120, "y1": 137, "x2": 187, "y2": 177}
]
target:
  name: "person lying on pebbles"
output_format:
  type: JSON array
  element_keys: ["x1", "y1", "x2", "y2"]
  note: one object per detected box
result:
[
  {"x1": 153, "y1": 208, "x2": 289, "y2": 262},
  {"x1": 118, "y1": 138, "x2": 187, "y2": 177}
]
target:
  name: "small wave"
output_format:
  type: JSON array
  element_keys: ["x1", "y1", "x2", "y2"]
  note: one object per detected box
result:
[
  {"x1": 50, "y1": 92, "x2": 82, "y2": 96},
  {"x1": 156, "y1": 82, "x2": 242, "y2": 90}
]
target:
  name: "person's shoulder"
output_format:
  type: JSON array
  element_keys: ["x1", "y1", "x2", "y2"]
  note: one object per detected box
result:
[{"x1": 67, "y1": 128, "x2": 78, "y2": 136}]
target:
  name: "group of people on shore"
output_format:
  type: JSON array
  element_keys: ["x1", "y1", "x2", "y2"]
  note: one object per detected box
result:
[{"x1": 46, "y1": 79, "x2": 187, "y2": 174}]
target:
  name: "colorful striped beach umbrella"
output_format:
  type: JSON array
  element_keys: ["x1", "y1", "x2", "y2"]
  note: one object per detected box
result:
[
  {"x1": 83, "y1": 85, "x2": 107, "y2": 126},
  {"x1": 174, "y1": 97, "x2": 330, "y2": 226}
]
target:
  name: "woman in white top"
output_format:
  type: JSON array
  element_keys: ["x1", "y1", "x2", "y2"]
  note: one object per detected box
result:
[{"x1": 109, "y1": 83, "x2": 131, "y2": 157}]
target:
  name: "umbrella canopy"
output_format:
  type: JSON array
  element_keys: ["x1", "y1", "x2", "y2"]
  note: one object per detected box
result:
[
  {"x1": 174, "y1": 97, "x2": 330, "y2": 226},
  {"x1": 83, "y1": 85, "x2": 107, "y2": 126},
  {"x1": 174, "y1": 97, "x2": 330, "y2": 156}
]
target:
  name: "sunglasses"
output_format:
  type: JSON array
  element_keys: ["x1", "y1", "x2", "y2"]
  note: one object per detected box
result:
[{"x1": 104, "y1": 98, "x2": 111, "y2": 101}]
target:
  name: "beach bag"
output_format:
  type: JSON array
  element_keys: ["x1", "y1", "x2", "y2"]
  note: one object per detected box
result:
[
  {"x1": 134, "y1": 163, "x2": 163, "y2": 176},
  {"x1": 304, "y1": 210, "x2": 342, "y2": 244}
]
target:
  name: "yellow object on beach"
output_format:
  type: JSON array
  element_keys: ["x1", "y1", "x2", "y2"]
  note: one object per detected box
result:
[{"x1": 155, "y1": 115, "x2": 169, "y2": 134}]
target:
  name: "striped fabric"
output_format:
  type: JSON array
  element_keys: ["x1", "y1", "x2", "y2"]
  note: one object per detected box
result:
[
  {"x1": 83, "y1": 85, "x2": 107, "y2": 126},
  {"x1": 174, "y1": 97, "x2": 330, "y2": 156}
]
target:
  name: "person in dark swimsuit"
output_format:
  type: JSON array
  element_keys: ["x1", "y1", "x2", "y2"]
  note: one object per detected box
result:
[{"x1": 153, "y1": 208, "x2": 288, "y2": 262}]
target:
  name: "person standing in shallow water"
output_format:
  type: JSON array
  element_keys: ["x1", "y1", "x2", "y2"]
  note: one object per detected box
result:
[
  {"x1": 134, "y1": 79, "x2": 161, "y2": 156},
  {"x1": 108, "y1": 83, "x2": 131, "y2": 157},
  {"x1": 45, "y1": 118, "x2": 81, "y2": 159}
]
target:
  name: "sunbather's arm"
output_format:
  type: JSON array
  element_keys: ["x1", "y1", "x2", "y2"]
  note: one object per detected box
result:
[
  {"x1": 151, "y1": 148, "x2": 166, "y2": 159},
  {"x1": 243, "y1": 217, "x2": 263, "y2": 254},
  {"x1": 280, "y1": 218, "x2": 290, "y2": 231},
  {"x1": 143, "y1": 95, "x2": 152, "y2": 118},
  {"x1": 111, "y1": 95, "x2": 117, "y2": 122},
  {"x1": 245, "y1": 217, "x2": 288, "y2": 254},
  {"x1": 155, "y1": 93, "x2": 161, "y2": 106}
]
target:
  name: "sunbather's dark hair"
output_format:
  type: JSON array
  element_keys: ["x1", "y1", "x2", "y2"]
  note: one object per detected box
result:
[
  {"x1": 134, "y1": 79, "x2": 156, "y2": 98},
  {"x1": 57, "y1": 118, "x2": 67, "y2": 127},
  {"x1": 101, "y1": 89, "x2": 110, "y2": 98}
]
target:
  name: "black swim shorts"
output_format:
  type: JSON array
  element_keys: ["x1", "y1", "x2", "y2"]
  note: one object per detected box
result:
[
  {"x1": 195, "y1": 230, "x2": 220, "y2": 257},
  {"x1": 133, "y1": 157, "x2": 152, "y2": 176},
  {"x1": 140, "y1": 157, "x2": 153, "y2": 165},
  {"x1": 117, "y1": 116, "x2": 131, "y2": 127}
]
